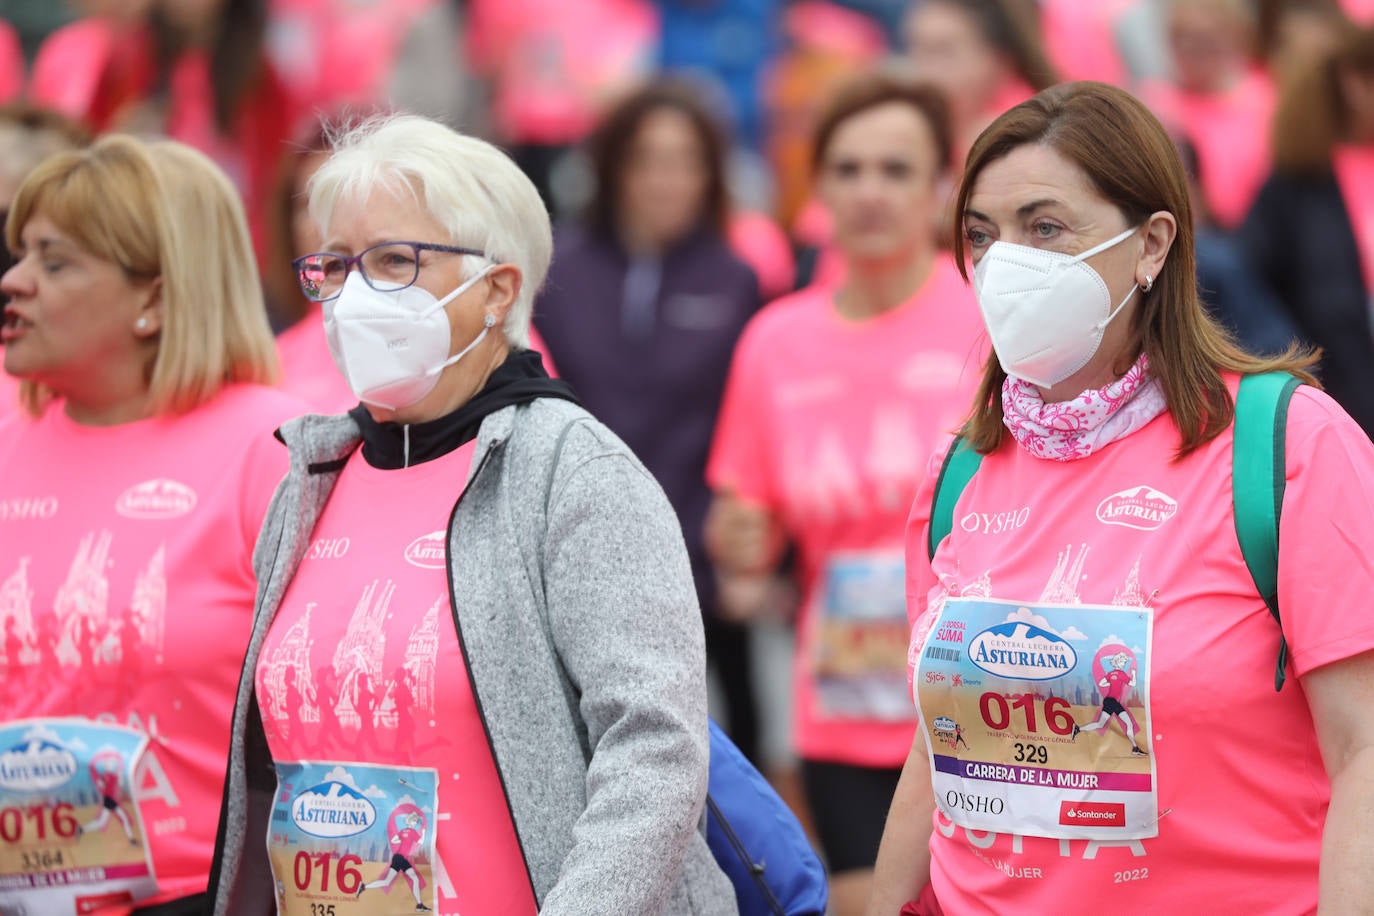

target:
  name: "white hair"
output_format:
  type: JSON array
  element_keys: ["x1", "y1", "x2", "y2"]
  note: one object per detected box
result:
[{"x1": 307, "y1": 114, "x2": 551, "y2": 348}]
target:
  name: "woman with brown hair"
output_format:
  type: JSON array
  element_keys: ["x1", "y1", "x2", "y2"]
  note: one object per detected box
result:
[
  {"x1": 867, "y1": 80, "x2": 1374, "y2": 915},
  {"x1": 1242, "y1": 23, "x2": 1374, "y2": 436},
  {"x1": 706, "y1": 71, "x2": 986, "y2": 916},
  {"x1": 902, "y1": 0, "x2": 1057, "y2": 165}
]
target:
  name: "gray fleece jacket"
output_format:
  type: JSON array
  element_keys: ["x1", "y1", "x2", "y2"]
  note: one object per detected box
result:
[{"x1": 208, "y1": 397, "x2": 739, "y2": 915}]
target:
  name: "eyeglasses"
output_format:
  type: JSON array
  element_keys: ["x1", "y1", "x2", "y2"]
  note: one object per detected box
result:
[{"x1": 292, "y1": 241, "x2": 486, "y2": 302}]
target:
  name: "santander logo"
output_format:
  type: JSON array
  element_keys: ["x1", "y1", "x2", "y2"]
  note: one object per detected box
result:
[
  {"x1": 1059, "y1": 800, "x2": 1126, "y2": 827},
  {"x1": 404, "y1": 531, "x2": 447, "y2": 569},
  {"x1": 115, "y1": 479, "x2": 198, "y2": 519},
  {"x1": 1095, "y1": 486, "x2": 1177, "y2": 531}
]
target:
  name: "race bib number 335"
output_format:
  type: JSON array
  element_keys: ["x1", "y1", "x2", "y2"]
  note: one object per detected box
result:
[{"x1": 915, "y1": 597, "x2": 1158, "y2": 840}]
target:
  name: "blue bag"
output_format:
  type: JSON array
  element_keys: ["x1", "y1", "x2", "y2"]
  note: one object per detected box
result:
[{"x1": 705, "y1": 720, "x2": 829, "y2": 916}]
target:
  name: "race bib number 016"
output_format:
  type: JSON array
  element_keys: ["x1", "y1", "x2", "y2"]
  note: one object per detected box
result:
[
  {"x1": 915, "y1": 597, "x2": 1158, "y2": 840},
  {"x1": 0, "y1": 718, "x2": 156, "y2": 915},
  {"x1": 269, "y1": 761, "x2": 438, "y2": 915}
]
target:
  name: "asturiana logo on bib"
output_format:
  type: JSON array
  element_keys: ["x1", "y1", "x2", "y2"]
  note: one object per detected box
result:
[
  {"x1": 404, "y1": 531, "x2": 447, "y2": 569},
  {"x1": 1096, "y1": 486, "x2": 1177, "y2": 531},
  {"x1": 968, "y1": 621, "x2": 1078, "y2": 680},
  {"x1": 116, "y1": 479, "x2": 198, "y2": 519},
  {"x1": 0, "y1": 738, "x2": 79, "y2": 792},
  {"x1": 291, "y1": 780, "x2": 377, "y2": 838}
]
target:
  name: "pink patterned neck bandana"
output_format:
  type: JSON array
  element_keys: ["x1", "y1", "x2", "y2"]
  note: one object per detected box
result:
[{"x1": 1002, "y1": 355, "x2": 1167, "y2": 461}]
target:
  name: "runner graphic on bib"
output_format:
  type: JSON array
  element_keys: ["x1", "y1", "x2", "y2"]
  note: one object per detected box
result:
[
  {"x1": 80, "y1": 748, "x2": 141, "y2": 843},
  {"x1": 915, "y1": 597, "x2": 1158, "y2": 840},
  {"x1": 0, "y1": 719, "x2": 156, "y2": 913},
  {"x1": 812, "y1": 550, "x2": 914, "y2": 721},
  {"x1": 1073, "y1": 648, "x2": 1147, "y2": 755},
  {"x1": 269, "y1": 761, "x2": 437, "y2": 914}
]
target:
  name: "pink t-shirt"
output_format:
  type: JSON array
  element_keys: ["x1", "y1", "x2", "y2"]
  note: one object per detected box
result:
[
  {"x1": 0, "y1": 373, "x2": 22, "y2": 422},
  {"x1": 728, "y1": 210, "x2": 796, "y2": 303},
  {"x1": 256, "y1": 441, "x2": 537, "y2": 915},
  {"x1": 466, "y1": 0, "x2": 657, "y2": 145},
  {"x1": 276, "y1": 306, "x2": 560, "y2": 414},
  {"x1": 906, "y1": 382, "x2": 1374, "y2": 913},
  {"x1": 1040, "y1": 0, "x2": 1133, "y2": 86},
  {"x1": 275, "y1": 305, "x2": 356, "y2": 415},
  {"x1": 707, "y1": 254, "x2": 987, "y2": 767},
  {"x1": 1143, "y1": 71, "x2": 1276, "y2": 229},
  {"x1": 266, "y1": 0, "x2": 436, "y2": 113},
  {"x1": 1342, "y1": 0, "x2": 1374, "y2": 22},
  {"x1": 0, "y1": 384, "x2": 303, "y2": 908},
  {"x1": 1332, "y1": 144, "x2": 1374, "y2": 299}
]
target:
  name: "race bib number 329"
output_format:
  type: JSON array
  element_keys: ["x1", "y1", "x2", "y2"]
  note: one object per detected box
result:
[{"x1": 915, "y1": 597, "x2": 1158, "y2": 840}]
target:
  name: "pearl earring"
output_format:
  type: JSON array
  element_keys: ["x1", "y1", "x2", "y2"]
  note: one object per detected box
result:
[{"x1": 136, "y1": 317, "x2": 148, "y2": 330}]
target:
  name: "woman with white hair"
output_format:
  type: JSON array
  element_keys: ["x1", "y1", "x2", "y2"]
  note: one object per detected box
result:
[{"x1": 207, "y1": 114, "x2": 737, "y2": 915}]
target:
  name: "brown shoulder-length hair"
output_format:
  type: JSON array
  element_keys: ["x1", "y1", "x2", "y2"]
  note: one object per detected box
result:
[
  {"x1": 1271, "y1": 22, "x2": 1374, "y2": 175},
  {"x1": 954, "y1": 81, "x2": 1317, "y2": 458},
  {"x1": 810, "y1": 70, "x2": 954, "y2": 175},
  {"x1": 585, "y1": 82, "x2": 730, "y2": 239}
]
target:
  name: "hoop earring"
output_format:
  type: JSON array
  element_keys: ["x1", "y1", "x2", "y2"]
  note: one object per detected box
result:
[{"x1": 1142, "y1": 275, "x2": 1154, "y2": 293}]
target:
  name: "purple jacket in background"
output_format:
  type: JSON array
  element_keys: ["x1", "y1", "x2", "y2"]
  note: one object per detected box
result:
[{"x1": 534, "y1": 224, "x2": 762, "y2": 616}]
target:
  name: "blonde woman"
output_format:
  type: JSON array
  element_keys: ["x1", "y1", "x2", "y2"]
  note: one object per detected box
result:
[{"x1": 0, "y1": 135, "x2": 305, "y2": 913}]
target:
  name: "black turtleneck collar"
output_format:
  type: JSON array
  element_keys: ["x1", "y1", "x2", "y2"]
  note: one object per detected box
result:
[{"x1": 350, "y1": 348, "x2": 579, "y2": 469}]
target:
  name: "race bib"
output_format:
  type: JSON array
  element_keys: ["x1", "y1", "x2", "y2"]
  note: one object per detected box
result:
[
  {"x1": 812, "y1": 551, "x2": 915, "y2": 721},
  {"x1": 0, "y1": 719, "x2": 156, "y2": 915},
  {"x1": 915, "y1": 597, "x2": 1158, "y2": 840},
  {"x1": 269, "y1": 762, "x2": 438, "y2": 915}
]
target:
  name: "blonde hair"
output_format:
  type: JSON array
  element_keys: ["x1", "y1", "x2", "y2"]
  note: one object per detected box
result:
[{"x1": 6, "y1": 134, "x2": 279, "y2": 416}]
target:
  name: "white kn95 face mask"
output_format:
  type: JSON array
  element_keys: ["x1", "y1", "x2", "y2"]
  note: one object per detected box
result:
[
  {"x1": 972, "y1": 226, "x2": 1140, "y2": 388},
  {"x1": 324, "y1": 265, "x2": 497, "y2": 410}
]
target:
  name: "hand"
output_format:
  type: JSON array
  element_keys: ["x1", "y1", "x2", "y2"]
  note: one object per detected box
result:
[
  {"x1": 704, "y1": 493, "x2": 781, "y2": 575},
  {"x1": 715, "y1": 572, "x2": 798, "y2": 623}
]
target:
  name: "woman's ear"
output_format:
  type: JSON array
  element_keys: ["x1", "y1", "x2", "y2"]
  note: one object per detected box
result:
[
  {"x1": 483, "y1": 264, "x2": 523, "y2": 327},
  {"x1": 133, "y1": 276, "x2": 163, "y2": 339},
  {"x1": 1137, "y1": 210, "x2": 1177, "y2": 288}
]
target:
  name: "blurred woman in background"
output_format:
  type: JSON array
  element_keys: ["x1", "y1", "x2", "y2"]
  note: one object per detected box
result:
[
  {"x1": 0, "y1": 134, "x2": 302, "y2": 913},
  {"x1": 706, "y1": 72, "x2": 985, "y2": 916},
  {"x1": 535, "y1": 81, "x2": 764, "y2": 763},
  {"x1": 1143, "y1": 0, "x2": 1277, "y2": 230},
  {"x1": 29, "y1": 0, "x2": 297, "y2": 263},
  {"x1": 902, "y1": 0, "x2": 1057, "y2": 166},
  {"x1": 1242, "y1": 22, "x2": 1374, "y2": 436}
]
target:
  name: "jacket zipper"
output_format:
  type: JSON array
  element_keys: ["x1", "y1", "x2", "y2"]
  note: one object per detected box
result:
[{"x1": 442, "y1": 439, "x2": 542, "y2": 906}]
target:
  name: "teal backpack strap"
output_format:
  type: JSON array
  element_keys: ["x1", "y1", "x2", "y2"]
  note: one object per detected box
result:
[
  {"x1": 928, "y1": 435, "x2": 983, "y2": 561},
  {"x1": 1233, "y1": 371, "x2": 1302, "y2": 692}
]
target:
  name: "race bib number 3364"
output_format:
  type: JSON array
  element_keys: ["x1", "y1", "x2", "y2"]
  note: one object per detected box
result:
[
  {"x1": 0, "y1": 718, "x2": 156, "y2": 915},
  {"x1": 915, "y1": 597, "x2": 1158, "y2": 840}
]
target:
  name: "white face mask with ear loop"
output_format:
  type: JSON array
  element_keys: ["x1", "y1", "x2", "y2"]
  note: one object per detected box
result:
[
  {"x1": 972, "y1": 226, "x2": 1143, "y2": 388},
  {"x1": 324, "y1": 263, "x2": 499, "y2": 410}
]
